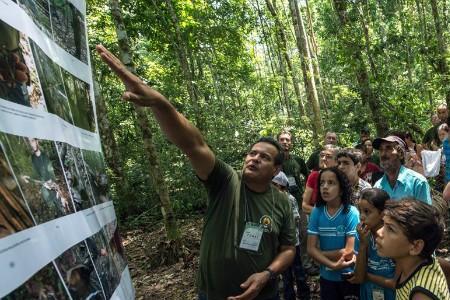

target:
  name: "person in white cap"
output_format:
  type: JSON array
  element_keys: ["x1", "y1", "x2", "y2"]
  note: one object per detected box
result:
[
  {"x1": 272, "y1": 172, "x2": 310, "y2": 300},
  {"x1": 372, "y1": 135, "x2": 432, "y2": 204}
]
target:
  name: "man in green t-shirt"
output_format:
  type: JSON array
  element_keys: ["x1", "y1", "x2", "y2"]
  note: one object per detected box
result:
[
  {"x1": 97, "y1": 45, "x2": 297, "y2": 300},
  {"x1": 277, "y1": 130, "x2": 308, "y2": 201}
]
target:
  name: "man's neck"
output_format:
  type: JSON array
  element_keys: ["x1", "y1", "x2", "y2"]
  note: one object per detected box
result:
[
  {"x1": 244, "y1": 178, "x2": 270, "y2": 193},
  {"x1": 283, "y1": 151, "x2": 291, "y2": 160},
  {"x1": 350, "y1": 175, "x2": 359, "y2": 186},
  {"x1": 386, "y1": 167, "x2": 401, "y2": 188}
]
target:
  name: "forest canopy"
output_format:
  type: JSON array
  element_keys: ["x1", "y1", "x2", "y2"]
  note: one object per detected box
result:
[{"x1": 87, "y1": 0, "x2": 450, "y2": 226}]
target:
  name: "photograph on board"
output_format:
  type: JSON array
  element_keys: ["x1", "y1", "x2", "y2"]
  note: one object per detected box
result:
[
  {"x1": 0, "y1": 19, "x2": 46, "y2": 109},
  {"x1": 81, "y1": 150, "x2": 110, "y2": 204},
  {"x1": 17, "y1": 0, "x2": 53, "y2": 38},
  {"x1": 49, "y1": 0, "x2": 88, "y2": 64},
  {"x1": 0, "y1": 142, "x2": 34, "y2": 239},
  {"x1": 18, "y1": 0, "x2": 88, "y2": 64},
  {"x1": 3, "y1": 262, "x2": 70, "y2": 300},
  {"x1": 0, "y1": 133, "x2": 75, "y2": 224},
  {"x1": 54, "y1": 240, "x2": 106, "y2": 300},
  {"x1": 30, "y1": 39, "x2": 74, "y2": 125},
  {"x1": 87, "y1": 229, "x2": 122, "y2": 298},
  {"x1": 61, "y1": 68, "x2": 96, "y2": 132},
  {"x1": 56, "y1": 141, "x2": 97, "y2": 211}
]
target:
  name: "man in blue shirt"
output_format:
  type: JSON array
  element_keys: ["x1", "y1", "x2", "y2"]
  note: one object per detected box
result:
[{"x1": 372, "y1": 135, "x2": 432, "y2": 204}]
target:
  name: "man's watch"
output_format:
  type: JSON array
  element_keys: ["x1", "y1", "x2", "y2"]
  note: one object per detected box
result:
[{"x1": 264, "y1": 267, "x2": 277, "y2": 281}]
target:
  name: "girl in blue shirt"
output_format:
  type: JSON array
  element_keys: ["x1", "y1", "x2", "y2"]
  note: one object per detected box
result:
[
  {"x1": 307, "y1": 167, "x2": 360, "y2": 299},
  {"x1": 348, "y1": 188, "x2": 397, "y2": 300}
]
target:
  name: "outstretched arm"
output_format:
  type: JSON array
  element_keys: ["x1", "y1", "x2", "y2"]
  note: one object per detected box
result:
[{"x1": 96, "y1": 45, "x2": 215, "y2": 180}]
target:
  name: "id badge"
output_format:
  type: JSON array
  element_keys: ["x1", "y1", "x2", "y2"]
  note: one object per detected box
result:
[
  {"x1": 287, "y1": 176, "x2": 297, "y2": 187},
  {"x1": 239, "y1": 222, "x2": 264, "y2": 252},
  {"x1": 372, "y1": 288, "x2": 384, "y2": 300}
]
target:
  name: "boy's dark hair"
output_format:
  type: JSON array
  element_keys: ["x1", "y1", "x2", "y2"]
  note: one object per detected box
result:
[
  {"x1": 316, "y1": 167, "x2": 352, "y2": 213},
  {"x1": 251, "y1": 137, "x2": 284, "y2": 166},
  {"x1": 336, "y1": 148, "x2": 363, "y2": 165},
  {"x1": 360, "y1": 188, "x2": 390, "y2": 211},
  {"x1": 383, "y1": 198, "x2": 444, "y2": 258}
]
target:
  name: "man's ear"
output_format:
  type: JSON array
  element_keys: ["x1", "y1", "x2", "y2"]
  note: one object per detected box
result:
[
  {"x1": 409, "y1": 239, "x2": 425, "y2": 256},
  {"x1": 355, "y1": 162, "x2": 362, "y2": 172}
]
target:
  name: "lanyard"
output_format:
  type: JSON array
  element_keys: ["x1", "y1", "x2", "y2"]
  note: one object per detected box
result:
[{"x1": 242, "y1": 180, "x2": 275, "y2": 223}]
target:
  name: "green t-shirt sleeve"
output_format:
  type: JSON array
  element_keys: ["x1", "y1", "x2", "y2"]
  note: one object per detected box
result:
[
  {"x1": 201, "y1": 158, "x2": 237, "y2": 205},
  {"x1": 278, "y1": 193, "x2": 297, "y2": 247},
  {"x1": 295, "y1": 156, "x2": 309, "y2": 178}
]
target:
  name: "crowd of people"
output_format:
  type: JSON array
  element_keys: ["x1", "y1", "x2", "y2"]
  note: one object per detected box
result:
[{"x1": 97, "y1": 44, "x2": 450, "y2": 300}]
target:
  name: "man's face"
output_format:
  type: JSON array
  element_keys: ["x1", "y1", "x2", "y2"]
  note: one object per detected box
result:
[
  {"x1": 337, "y1": 156, "x2": 359, "y2": 183},
  {"x1": 243, "y1": 142, "x2": 279, "y2": 182},
  {"x1": 278, "y1": 133, "x2": 292, "y2": 152},
  {"x1": 325, "y1": 132, "x2": 337, "y2": 145},
  {"x1": 319, "y1": 149, "x2": 337, "y2": 169},
  {"x1": 28, "y1": 138, "x2": 39, "y2": 153},
  {"x1": 376, "y1": 215, "x2": 411, "y2": 259},
  {"x1": 437, "y1": 107, "x2": 448, "y2": 122},
  {"x1": 379, "y1": 141, "x2": 402, "y2": 173},
  {"x1": 363, "y1": 140, "x2": 373, "y2": 155},
  {"x1": 360, "y1": 132, "x2": 369, "y2": 142}
]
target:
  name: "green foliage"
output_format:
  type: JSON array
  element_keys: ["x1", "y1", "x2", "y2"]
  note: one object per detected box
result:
[{"x1": 87, "y1": 0, "x2": 450, "y2": 224}]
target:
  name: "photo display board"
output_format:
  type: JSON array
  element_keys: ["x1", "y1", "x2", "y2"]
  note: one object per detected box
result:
[{"x1": 0, "y1": 1, "x2": 135, "y2": 299}]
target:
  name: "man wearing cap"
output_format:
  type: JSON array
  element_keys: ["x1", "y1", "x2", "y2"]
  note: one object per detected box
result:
[
  {"x1": 373, "y1": 135, "x2": 432, "y2": 204},
  {"x1": 96, "y1": 45, "x2": 297, "y2": 300}
]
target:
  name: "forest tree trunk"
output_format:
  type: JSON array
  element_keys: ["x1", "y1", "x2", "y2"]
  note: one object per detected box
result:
[
  {"x1": 109, "y1": 0, "x2": 180, "y2": 241},
  {"x1": 288, "y1": 0, "x2": 324, "y2": 146}
]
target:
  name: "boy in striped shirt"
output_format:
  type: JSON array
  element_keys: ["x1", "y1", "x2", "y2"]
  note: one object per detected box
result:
[{"x1": 376, "y1": 198, "x2": 450, "y2": 300}]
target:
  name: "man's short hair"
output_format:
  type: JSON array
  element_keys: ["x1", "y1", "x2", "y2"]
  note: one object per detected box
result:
[
  {"x1": 437, "y1": 103, "x2": 447, "y2": 111},
  {"x1": 336, "y1": 148, "x2": 362, "y2": 165},
  {"x1": 360, "y1": 127, "x2": 370, "y2": 135},
  {"x1": 383, "y1": 198, "x2": 444, "y2": 258},
  {"x1": 321, "y1": 144, "x2": 340, "y2": 155},
  {"x1": 438, "y1": 123, "x2": 449, "y2": 132},
  {"x1": 251, "y1": 137, "x2": 284, "y2": 166},
  {"x1": 277, "y1": 129, "x2": 293, "y2": 141}
]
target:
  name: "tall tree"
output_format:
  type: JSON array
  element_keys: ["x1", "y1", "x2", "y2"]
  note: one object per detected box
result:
[
  {"x1": 430, "y1": 0, "x2": 450, "y2": 106},
  {"x1": 109, "y1": 0, "x2": 179, "y2": 241},
  {"x1": 265, "y1": 0, "x2": 306, "y2": 117},
  {"x1": 288, "y1": 0, "x2": 324, "y2": 146},
  {"x1": 332, "y1": 0, "x2": 388, "y2": 136}
]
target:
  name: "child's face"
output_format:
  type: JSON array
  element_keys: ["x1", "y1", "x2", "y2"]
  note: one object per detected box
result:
[
  {"x1": 319, "y1": 171, "x2": 341, "y2": 203},
  {"x1": 358, "y1": 199, "x2": 382, "y2": 230},
  {"x1": 438, "y1": 129, "x2": 448, "y2": 142},
  {"x1": 376, "y1": 215, "x2": 411, "y2": 259}
]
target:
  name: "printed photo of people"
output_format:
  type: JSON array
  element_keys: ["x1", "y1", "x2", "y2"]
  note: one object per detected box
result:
[
  {"x1": 3, "y1": 262, "x2": 70, "y2": 300},
  {"x1": 88, "y1": 229, "x2": 122, "y2": 298},
  {"x1": 56, "y1": 142, "x2": 97, "y2": 211},
  {"x1": 17, "y1": 0, "x2": 88, "y2": 63},
  {"x1": 0, "y1": 133, "x2": 75, "y2": 224},
  {"x1": 0, "y1": 20, "x2": 46, "y2": 109},
  {"x1": 49, "y1": 0, "x2": 88, "y2": 63},
  {"x1": 105, "y1": 221, "x2": 128, "y2": 275},
  {"x1": 82, "y1": 150, "x2": 110, "y2": 204},
  {"x1": 17, "y1": 0, "x2": 53, "y2": 38},
  {"x1": 61, "y1": 68, "x2": 96, "y2": 132},
  {"x1": 30, "y1": 39, "x2": 75, "y2": 125},
  {"x1": 0, "y1": 142, "x2": 34, "y2": 239},
  {"x1": 54, "y1": 240, "x2": 105, "y2": 300}
]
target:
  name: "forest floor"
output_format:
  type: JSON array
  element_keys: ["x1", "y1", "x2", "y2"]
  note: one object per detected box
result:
[{"x1": 122, "y1": 215, "x2": 450, "y2": 300}]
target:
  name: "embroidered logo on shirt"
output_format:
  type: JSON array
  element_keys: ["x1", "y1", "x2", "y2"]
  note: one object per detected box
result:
[{"x1": 260, "y1": 215, "x2": 273, "y2": 233}]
